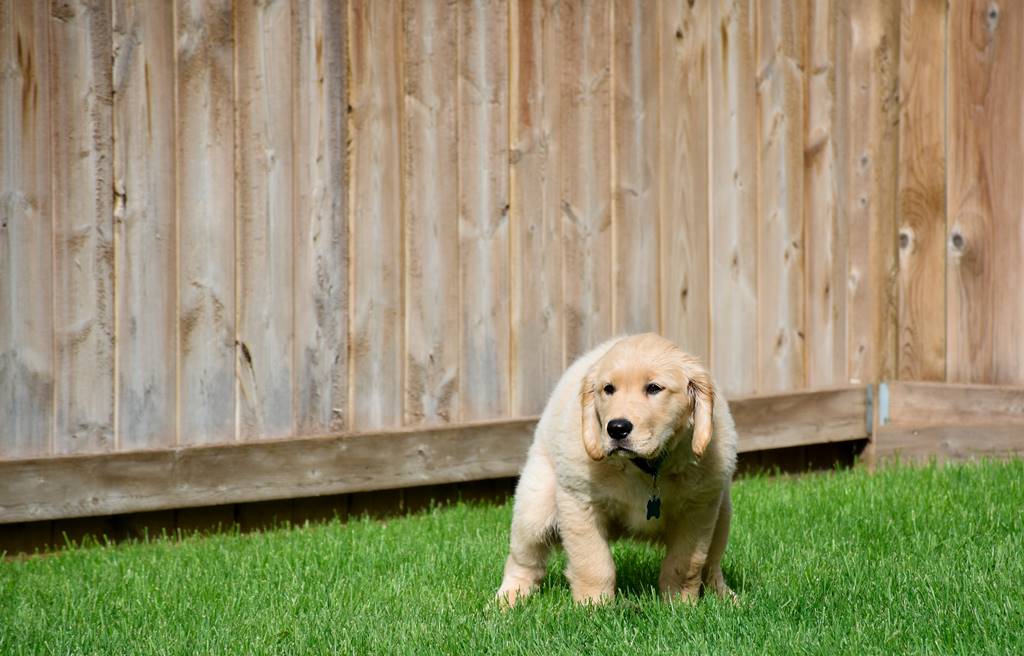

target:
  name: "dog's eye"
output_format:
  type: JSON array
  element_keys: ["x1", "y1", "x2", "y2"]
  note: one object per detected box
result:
[
  {"x1": 645, "y1": 383, "x2": 663, "y2": 396},
  {"x1": 603, "y1": 384, "x2": 615, "y2": 395}
]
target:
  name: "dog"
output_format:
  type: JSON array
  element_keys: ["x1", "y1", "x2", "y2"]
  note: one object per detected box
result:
[{"x1": 497, "y1": 333, "x2": 737, "y2": 605}]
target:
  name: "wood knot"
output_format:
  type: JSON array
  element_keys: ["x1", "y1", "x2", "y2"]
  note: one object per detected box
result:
[
  {"x1": 898, "y1": 230, "x2": 910, "y2": 249},
  {"x1": 950, "y1": 232, "x2": 965, "y2": 251}
]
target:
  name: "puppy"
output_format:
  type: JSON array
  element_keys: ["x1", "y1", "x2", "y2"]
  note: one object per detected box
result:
[{"x1": 497, "y1": 333, "x2": 737, "y2": 605}]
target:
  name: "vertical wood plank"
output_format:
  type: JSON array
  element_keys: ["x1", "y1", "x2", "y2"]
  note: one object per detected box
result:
[
  {"x1": 112, "y1": 0, "x2": 176, "y2": 450},
  {"x1": 837, "y1": 0, "x2": 899, "y2": 385},
  {"x1": 710, "y1": 0, "x2": 758, "y2": 396},
  {"x1": 897, "y1": 0, "x2": 946, "y2": 382},
  {"x1": 293, "y1": 0, "x2": 348, "y2": 435},
  {"x1": 176, "y1": 0, "x2": 236, "y2": 445},
  {"x1": 756, "y1": 0, "x2": 806, "y2": 393},
  {"x1": 459, "y1": 0, "x2": 510, "y2": 420},
  {"x1": 562, "y1": 0, "x2": 612, "y2": 363},
  {"x1": 804, "y1": 0, "x2": 845, "y2": 387},
  {"x1": 509, "y1": 0, "x2": 563, "y2": 414},
  {"x1": 659, "y1": 0, "x2": 709, "y2": 362},
  {"x1": 612, "y1": 0, "x2": 659, "y2": 335},
  {"x1": 348, "y1": 0, "x2": 403, "y2": 429},
  {"x1": 50, "y1": 0, "x2": 115, "y2": 454},
  {"x1": 947, "y1": 0, "x2": 1024, "y2": 384},
  {"x1": 236, "y1": 0, "x2": 294, "y2": 440},
  {"x1": 403, "y1": 0, "x2": 459, "y2": 425},
  {"x1": 0, "y1": 0, "x2": 53, "y2": 457}
]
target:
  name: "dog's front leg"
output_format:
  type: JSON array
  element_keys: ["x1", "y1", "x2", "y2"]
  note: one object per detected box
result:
[
  {"x1": 556, "y1": 488, "x2": 615, "y2": 604},
  {"x1": 659, "y1": 499, "x2": 720, "y2": 603}
]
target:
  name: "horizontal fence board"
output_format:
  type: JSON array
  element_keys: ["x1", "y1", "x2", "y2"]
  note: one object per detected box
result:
[
  {"x1": 881, "y1": 381, "x2": 1024, "y2": 428},
  {"x1": 0, "y1": 388, "x2": 869, "y2": 522},
  {"x1": 875, "y1": 424, "x2": 1024, "y2": 463}
]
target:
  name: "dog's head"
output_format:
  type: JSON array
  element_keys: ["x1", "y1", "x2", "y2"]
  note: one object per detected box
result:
[{"x1": 579, "y1": 333, "x2": 714, "y2": 462}]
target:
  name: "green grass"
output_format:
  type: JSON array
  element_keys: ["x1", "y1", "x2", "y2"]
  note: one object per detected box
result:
[{"x1": 3, "y1": 461, "x2": 1024, "y2": 655}]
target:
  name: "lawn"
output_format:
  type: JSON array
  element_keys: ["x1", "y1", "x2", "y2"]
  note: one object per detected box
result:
[{"x1": 2, "y1": 460, "x2": 1023, "y2": 654}]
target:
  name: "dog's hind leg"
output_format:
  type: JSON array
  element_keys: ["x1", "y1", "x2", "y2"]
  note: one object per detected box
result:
[
  {"x1": 701, "y1": 488, "x2": 735, "y2": 600},
  {"x1": 497, "y1": 448, "x2": 557, "y2": 606}
]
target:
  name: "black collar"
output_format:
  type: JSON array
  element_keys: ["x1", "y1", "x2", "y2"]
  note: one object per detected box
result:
[{"x1": 629, "y1": 452, "x2": 666, "y2": 478}]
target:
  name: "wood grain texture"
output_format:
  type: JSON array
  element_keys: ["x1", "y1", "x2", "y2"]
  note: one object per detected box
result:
[
  {"x1": 0, "y1": 0, "x2": 53, "y2": 458},
  {"x1": 897, "y1": 0, "x2": 946, "y2": 382},
  {"x1": 836, "y1": 0, "x2": 899, "y2": 385},
  {"x1": 112, "y1": 0, "x2": 176, "y2": 450},
  {"x1": 710, "y1": 0, "x2": 758, "y2": 396},
  {"x1": 731, "y1": 386, "x2": 869, "y2": 452},
  {"x1": 659, "y1": 0, "x2": 709, "y2": 362},
  {"x1": 612, "y1": 0, "x2": 659, "y2": 335},
  {"x1": 804, "y1": 0, "x2": 845, "y2": 388},
  {"x1": 458, "y1": 0, "x2": 510, "y2": 420},
  {"x1": 236, "y1": 0, "x2": 294, "y2": 440},
  {"x1": 756, "y1": 0, "x2": 806, "y2": 393},
  {"x1": 561, "y1": 0, "x2": 612, "y2": 364},
  {"x1": 509, "y1": 0, "x2": 563, "y2": 414},
  {"x1": 50, "y1": 0, "x2": 115, "y2": 454},
  {"x1": 883, "y1": 381, "x2": 1024, "y2": 428},
  {"x1": 176, "y1": 0, "x2": 236, "y2": 446},
  {"x1": 293, "y1": 0, "x2": 348, "y2": 435},
  {"x1": 947, "y1": 0, "x2": 1024, "y2": 385},
  {"x1": 875, "y1": 425, "x2": 1024, "y2": 463},
  {"x1": 348, "y1": 0, "x2": 403, "y2": 429},
  {"x1": 403, "y1": 0, "x2": 459, "y2": 425}
]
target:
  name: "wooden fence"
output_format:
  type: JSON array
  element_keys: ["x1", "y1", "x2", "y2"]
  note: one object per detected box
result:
[{"x1": 1, "y1": 0, "x2": 1022, "y2": 522}]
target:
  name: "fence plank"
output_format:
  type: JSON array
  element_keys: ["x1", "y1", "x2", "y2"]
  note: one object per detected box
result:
[
  {"x1": 293, "y1": 0, "x2": 348, "y2": 435},
  {"x1": 112, "y1": 0, "x2": 176, "y2": 450},
  {"x1": 348, "y1": 0, "x2": 403, "y2": 429},
  {"x1": 51, "y1": 0, "x2": 115, "y2": 454},
  {"x1": 459, "y1": 0, "x2": 510, "y2": 420},
  {"x1": 897, "y1": 0, "x2": 946, "y2": 382},
  {"x1": 176, "y1": 0, "x2": 236, "y2": 445},
  {"x1": 236, "y1": 0, "x2": 294, "y2": 440},
  {"x1": 710, "y1": 0, "x2": 758, "y2": 395},
  {"x1": 561, "y1": 0, "x2": 612, "y2": 364},
  {"x1": 837, "y1": 0, "x2": 899, "y2": 385},
  {"x1": 804, "y1": 0, "x2": 845, "y2": 387},
  {"x1": 882, "y1": 381, "x2": 1024, "y2": 428},
  {"x1": 0, "y1": 0, "x2": 53, "y2": 458},
  {"x1": 659, "y1": 0, "x2": 709, "y2": 362},
  {"x1": 757, "y1": 0, "x2": 806, "y2": 393},
  {"x1": 403, "y1": 0, "x2": 459, "y2": 425},
  {"x1": 612, "y1": 0, "x2": 658, "y2": 335},
  {"x1": 947, "y1": 0, "x2": 1024, "y2": 385},
  {"x1": 509, "y1": 0, "x2": 563, "y2": 414}
]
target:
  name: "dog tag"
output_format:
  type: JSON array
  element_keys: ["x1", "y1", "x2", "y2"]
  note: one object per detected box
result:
[{"x1": 646, "y1": 495, "x2": 661, "y2": 520}]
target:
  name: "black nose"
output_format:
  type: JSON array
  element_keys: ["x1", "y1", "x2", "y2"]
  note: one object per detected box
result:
[{"x1": 607, "y1": 418, "x2": 633, "y2": 441}]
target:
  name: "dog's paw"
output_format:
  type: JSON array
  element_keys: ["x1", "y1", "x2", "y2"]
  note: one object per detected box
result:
[{"x1": 496, "y1": 582, "x2": 535, "y2": 608}]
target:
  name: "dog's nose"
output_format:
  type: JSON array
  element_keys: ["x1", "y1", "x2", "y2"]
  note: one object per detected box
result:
[{"x1": 607, "y1": 418, "x2": 633, "y2": 441}]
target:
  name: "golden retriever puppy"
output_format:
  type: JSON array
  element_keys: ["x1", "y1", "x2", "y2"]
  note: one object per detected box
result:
[{"x1": 497, "y1": 333, "x2": 737, "y2": 605}]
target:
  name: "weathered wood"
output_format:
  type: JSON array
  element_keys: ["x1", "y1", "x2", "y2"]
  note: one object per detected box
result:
[
  {"x1": 881, "y1": 381, "x2": 1024, "y2": 428},
  {"x1": 805, "y1": 0, "x2": 845, "y2": 388},
  {"x1": 561, "y1": 0, "x2": 612, "y2": 364},
  {"x1": 836, "y1": 0, "x2": 900, "y2": 385},
  {"x1": 509, "y1": 0, "x2": 564, "y2": 414},
  {"x1": 459, "y1": 0, "x2": 510, "y2": 420},
  {"x1": 612, "y1": 0, "x2": 659, "y2": 335},
  {"x1": 403, "y1": 0, "x2": 459, "y2": 425},
  {"x1": 293, "y1": 0, "x2": 349, "y2": 435},
  {"x1": 875, "y1": 424, "x2": 1024, "y2": 463},
  {"x1": 348, "y1": 0, "x2": 404, "y2": 429},
  {"x1": 0, "y1": 387, "x2": 871, "y2": 523},
  {"x1": 757, "y1": 0, "x2": 807, "y2": 393},
  {"x1": 112, "y1": 0, "x2": 176, "y2": 450},
  {"x1": 896, "y1": 0, "x2": 946, "y2": 382},
  {"x1": 659, "y1": 0, "x2": 709, "y2": 362},
  {"x1": 710, "y1": 0, "x2": 758, "y2": 396},
  {"x1": 0, "y1": 0, "x2": 53, "y2": 458},
  {"x1": 236, "y1": 0, "x2": 294, "y2": 440},
  {"x1": 51, "y1": 0, "x2": 115, "y2": 454},
  {"x1": 947, "y1": 0, "x2": 1024, "y2": 385},
  {"x1": 730, "y1": 386, "x2": 868, "y2": 452},
  {"x1": 176, "y1": 0, "x2": 236, "y2": 445}
]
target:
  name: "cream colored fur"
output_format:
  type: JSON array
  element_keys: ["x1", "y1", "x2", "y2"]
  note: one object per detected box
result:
[{"x1": 497, "y1": 333, "x2": 738, "y2": 605}]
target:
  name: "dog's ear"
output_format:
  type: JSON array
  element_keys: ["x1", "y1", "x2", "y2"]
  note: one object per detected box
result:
[
  {"x1": 687, "y1": 369, "x2": 714, "y2": 458},
  {"x1": 580, "y1": 372, "x2": 605, "y2": 461}
]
